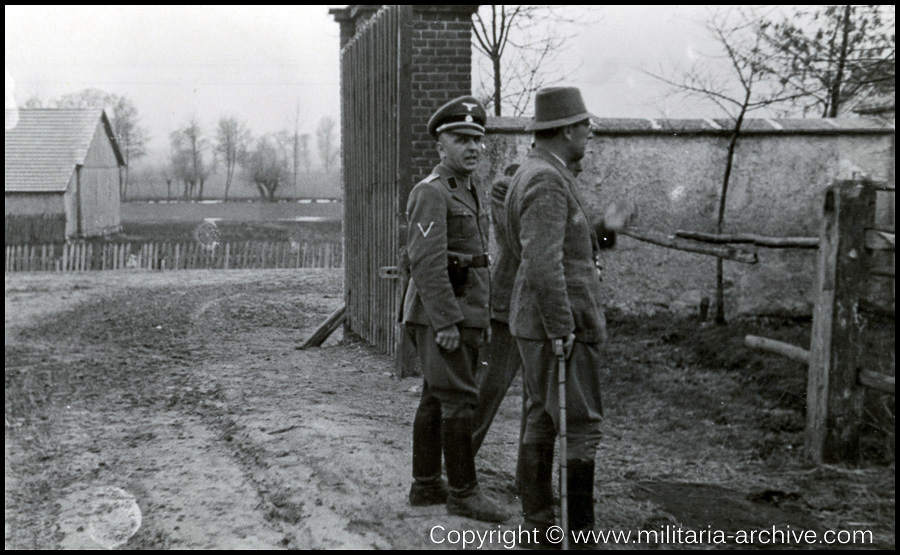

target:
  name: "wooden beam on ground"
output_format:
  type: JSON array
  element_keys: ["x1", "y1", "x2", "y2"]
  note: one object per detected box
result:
[
  {"x1": 621, "y1": 228, "x2": 758, "y2": 264},
  {"x1": 298, "y1": 304, "x2": 346, "y2": 349},
  {"x1": 858, "y1": 370, "x2": 895, "y2": 395},
  {"x1": 675, "y1": 230, "x2": 819, "y2": 249},
  {"x1": 745, "y1": 335, "x2": 810, "y2": 364}
]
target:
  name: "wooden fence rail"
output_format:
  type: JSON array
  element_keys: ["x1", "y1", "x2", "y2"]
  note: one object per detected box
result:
[{"x1": 5, "y1": 240, "x2": 342, "y2": 273}]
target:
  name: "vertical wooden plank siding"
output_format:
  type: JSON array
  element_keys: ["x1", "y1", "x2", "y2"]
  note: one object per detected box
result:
[{"x1": 338, "y1": 6, "x2": 410, "y2": 355}]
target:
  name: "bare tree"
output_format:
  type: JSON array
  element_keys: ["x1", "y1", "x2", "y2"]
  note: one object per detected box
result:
[
  {"x1": 22, "y1": 95, "x2": 45, "y2": 108},
  {"x1": 55, "y1": 88, "x2": 110, "y2": 110},
  {"x1": 471, "y1": 5, "x2": 584, "y2": 116},
  {"x1": 291, "y1": 101, "x2": 309, "y2": 200},
  {"x1": 170, "y1": 117, "x2": 213, "y2": 200},
  {"x1": 108, "y1": 96, "x2": 148, "y2": 200},
  {"x1": 54, "y1": 88, "x2": 149, "y2": 199},
  {"x1": 215, "y1": 116, "x2": 251, "y2": 202},
  {"x1": 761, "y1": 5, "x2": 895, "y2": 117},
  {"x1": 648, "y1": 9, "x2": 803, "y2": 324},
  {"x1": 298, "y1": 134, "x2": 311, "y2": 174},
  {"x1": 163, "y1": 168, "x2": 174, "y2": 202},
  {"x1": 246, "y1": 134, "x2": 291, "y2": 202},
  {"x1": 315, "y1": 117, "x2": 339, "y2": 173}
]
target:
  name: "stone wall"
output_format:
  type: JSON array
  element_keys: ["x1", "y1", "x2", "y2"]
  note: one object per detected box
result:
[{"x1": 479, "y1": 117, "x2": 895, "y2": 317}]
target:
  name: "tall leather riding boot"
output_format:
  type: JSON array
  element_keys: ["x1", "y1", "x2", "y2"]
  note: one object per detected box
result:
[
  {"x1": 519, "y1": 443, "x2": 557, "y2": 550},
  {"x1": 567, "y1": 459, "x2": 596, "y2": 548},
  {"x1": 409, "y1": 402, "x2": 447, "y2": 506},
  {"x1": 443, "y1": 417, "x2": 509, "y2": 523}
]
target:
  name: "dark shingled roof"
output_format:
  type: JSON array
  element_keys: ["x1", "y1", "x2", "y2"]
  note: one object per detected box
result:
[{"x1": 5, "y1": 109, "x2": 125, "y2": 193}]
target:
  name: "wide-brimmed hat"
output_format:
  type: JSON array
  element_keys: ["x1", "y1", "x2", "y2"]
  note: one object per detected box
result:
[{"x1": 525, "y1": 86, "x2": 596, "y2": 131}]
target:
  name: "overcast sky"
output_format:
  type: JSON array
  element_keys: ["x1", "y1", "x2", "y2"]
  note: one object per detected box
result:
[{"x1": 6, "y1": 5, "x2": 790, "y2": 163}]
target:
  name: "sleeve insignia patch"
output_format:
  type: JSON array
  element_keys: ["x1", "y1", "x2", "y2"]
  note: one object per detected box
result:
[{"x1": 417, "y1": 222, "x2": 435, "y2": 237}]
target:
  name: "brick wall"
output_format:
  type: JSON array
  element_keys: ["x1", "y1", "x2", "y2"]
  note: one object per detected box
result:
[
  {"x1": 330, "y1": 5, "x2": 478, "y2": 183},
  {"x1": 409, "y1": 7, "x2": 478, "y2": 182}
]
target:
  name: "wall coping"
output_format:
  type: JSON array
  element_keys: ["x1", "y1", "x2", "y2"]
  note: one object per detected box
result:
[
  {"x1": 487, "y1": 116, "x2": 895, "y2": 136},
  {"x1": 330, "y1": 5, "x2": 478, "y2": 22}
]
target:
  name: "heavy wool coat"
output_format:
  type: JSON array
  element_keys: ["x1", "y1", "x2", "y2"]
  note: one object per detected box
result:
[{"x1": 505, "y1": 148, "x2": 607, "y2": 343}]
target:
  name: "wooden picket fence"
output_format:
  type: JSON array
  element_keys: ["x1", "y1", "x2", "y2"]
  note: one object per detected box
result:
[{"x1": 5, "y1": 240, "x2": 342, "y2": 273}]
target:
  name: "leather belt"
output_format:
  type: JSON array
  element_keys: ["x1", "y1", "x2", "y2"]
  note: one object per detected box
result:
[{"x1": 469, "y1": 254, "x2": 489, "y2": 268}]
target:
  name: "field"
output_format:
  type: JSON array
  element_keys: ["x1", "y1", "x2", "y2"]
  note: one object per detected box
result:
[
  {"x1": 118, "y1": 200, "x2": 343, "y2": 245},
  {"x1": 120, "y1": 199, "x2": 342, "y2": 224},
  {"x1": 5, "y1": 269, "x2": 894, "y2": 549}
]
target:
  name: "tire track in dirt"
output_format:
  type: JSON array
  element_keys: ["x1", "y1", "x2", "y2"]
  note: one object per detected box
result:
[
  {"x1": 181, "y1": 288, "x2": 399, "y2": 549},
  {"x1": 181, "y1": 281, "x2": 524, "y2": 548}
]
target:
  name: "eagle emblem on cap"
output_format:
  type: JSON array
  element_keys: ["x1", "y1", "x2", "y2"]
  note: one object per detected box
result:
[{"x1": 427, "y1": 96, "x2": 487, "y2": 138}]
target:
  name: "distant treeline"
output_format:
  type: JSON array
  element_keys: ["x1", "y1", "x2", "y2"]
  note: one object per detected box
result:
[{"x1": 126, "y1": 165, "x2": 341, "y2": 202}]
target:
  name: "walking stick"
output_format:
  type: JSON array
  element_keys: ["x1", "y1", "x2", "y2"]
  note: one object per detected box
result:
[{"x1": 553, "y1": 338, "x2": 569, "y2": 551}]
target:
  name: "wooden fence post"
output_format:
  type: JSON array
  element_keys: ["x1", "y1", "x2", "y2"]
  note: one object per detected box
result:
[{"x1": 806, "y1": 181, "x2": 875, "y2": 464}]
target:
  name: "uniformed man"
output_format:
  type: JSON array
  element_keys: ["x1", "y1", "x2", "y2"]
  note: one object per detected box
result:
[
  {"x1": 505, "y1": 86, "x2": 632, "y2": 547},
  {"x1": 403, "y1": 95, "x2": 509, "y2": 523}
]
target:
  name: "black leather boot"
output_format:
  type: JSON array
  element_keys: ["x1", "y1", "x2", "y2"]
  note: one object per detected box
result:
[
  {"x1": 519, "y1": 443, "x2": 558, "y2": 550},
  {"x1": 409, "y1": 401, "x2": 447, "y2": 506},
  {"x1": 567, "y1": 458, "x2": 597, "y2": 548},
  {"x1": 443, "y1": 417, "x2": 509, "y2": 523}
]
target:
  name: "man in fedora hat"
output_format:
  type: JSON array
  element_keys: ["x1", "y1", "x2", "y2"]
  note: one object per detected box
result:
[
  {"x1": 505, "y1": 86, "x2": 630, "y2": 547},
  {"x1": 402, "y1": 95, "x2": 509, "y2": 524},
  {"x1": 471, "y1": 157, "x2": 595, "y2": 480}
]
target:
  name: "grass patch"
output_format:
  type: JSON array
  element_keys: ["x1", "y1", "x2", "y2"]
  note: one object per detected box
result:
[{"x1": 605, "y1": 309, "x2": 894, "y2": 465}]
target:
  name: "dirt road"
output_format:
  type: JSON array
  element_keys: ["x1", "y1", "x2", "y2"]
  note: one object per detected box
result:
[{"x1": 5, "y1": 270, "x2": 894, "y2": 549}]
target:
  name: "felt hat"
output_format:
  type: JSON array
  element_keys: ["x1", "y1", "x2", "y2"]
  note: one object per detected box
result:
[{"x1": 525, "y1": 86, "x2": 596, "y2": 131}]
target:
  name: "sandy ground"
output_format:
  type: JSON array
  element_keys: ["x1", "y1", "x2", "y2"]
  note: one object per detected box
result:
[{"x1": 5, "y1": 269, "x2": 894, "y2": 549}]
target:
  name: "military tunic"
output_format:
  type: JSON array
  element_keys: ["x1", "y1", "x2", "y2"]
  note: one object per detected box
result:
[{"x1": 403, "y1": 162, "x2": 491, "y2": 415}]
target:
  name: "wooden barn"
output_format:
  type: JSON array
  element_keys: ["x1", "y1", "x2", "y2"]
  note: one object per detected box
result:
[{"x1": 5, "y1": 109, "x2": 125, "y2": 244}]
